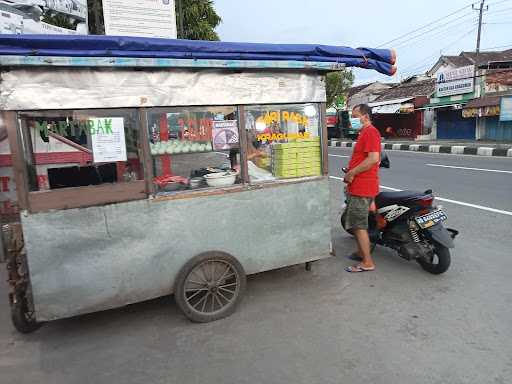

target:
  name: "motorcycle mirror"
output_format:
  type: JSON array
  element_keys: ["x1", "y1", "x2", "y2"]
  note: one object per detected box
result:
[{"x1": 380, "y1": 151, "x2": 390, "y2": 168}]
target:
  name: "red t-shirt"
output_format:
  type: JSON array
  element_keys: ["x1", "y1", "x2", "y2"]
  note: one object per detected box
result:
[{"x1": 347, "y1": 124, "x2": 381, "y2": 197}]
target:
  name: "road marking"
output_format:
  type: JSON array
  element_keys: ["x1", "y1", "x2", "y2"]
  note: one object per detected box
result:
[
  {"x1": 330, "y1": 178, "x2": 512, "y2": 216},
  {"x1": 382, "y1": 149, "x2": 512, "y2": 159},
  {"x1": 425, "y1": 164, "x2": 512, "y2": 174},
  {"x1": 328, "y1": 154, "x2": 350, "y2": 158},
  {"x1": 329, "y1": 148, "x2": 512, "y2": 160},
  {"x1": 379, "y1": 186, "x2": 512, "y2": 216}
]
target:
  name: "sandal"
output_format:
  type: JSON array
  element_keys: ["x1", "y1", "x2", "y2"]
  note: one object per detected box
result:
[{"x1": 345, "y1": 264, "x2": 375, "y2": 273}]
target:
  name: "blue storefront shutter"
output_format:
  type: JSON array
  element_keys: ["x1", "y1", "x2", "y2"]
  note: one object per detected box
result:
[
  {"x1": 437, "y1": 109, "x2": 476, "y2": 139},
  {"x1": 485, "y1": 117, "x2": 512, "y2": 141}
]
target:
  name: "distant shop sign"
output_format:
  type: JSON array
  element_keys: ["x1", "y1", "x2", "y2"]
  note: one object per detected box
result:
[
  {"x1": 500, "y1": 96, "x2": 512, "y2": 122},
  {"x1": 436, "y1": 65, "x2": 474, "y2": 97},
  {"x1": 462, "y1": 106, "x2": 500, "y2": 118}
]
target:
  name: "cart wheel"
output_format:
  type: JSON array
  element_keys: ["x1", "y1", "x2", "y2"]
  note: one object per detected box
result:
[
  {"x1": 174, "y1": 251, "x2": 246, "y2": 323},
  {"x1": 11, "y1": 295, "x2": 42, "y2": 334}
]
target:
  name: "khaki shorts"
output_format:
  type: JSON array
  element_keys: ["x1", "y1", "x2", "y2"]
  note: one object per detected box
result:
[{"x1": 343, "y1": 194, "x2": 372, "y2": 230}]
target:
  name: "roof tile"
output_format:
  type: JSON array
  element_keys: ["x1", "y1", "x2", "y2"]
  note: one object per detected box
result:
[{"x1": 374, "y1": 79, "x2": 435, "y2": 101}]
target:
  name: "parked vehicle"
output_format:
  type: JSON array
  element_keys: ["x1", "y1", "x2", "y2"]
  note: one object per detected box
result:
[
  {"x1": 326, "y1": 108, "x2": 339, "y2": 139},
  {"x1": 341, "y1": 110, "x2": 361, "y2": 139},
  {"x1": 326, "y1": 110, "x2": 361, "y2": 140},
  {"x1": 340, "y1": 157, "x2": 458, "y2": 274}
]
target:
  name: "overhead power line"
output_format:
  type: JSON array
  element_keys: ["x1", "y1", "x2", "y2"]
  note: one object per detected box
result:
[
  {"x1": 392, "y1": 16, "x2": 477, "y2": 51},
  {"x1": 486, "y1": 0, "x2": 512, "y2": 5},
  {"x1": 391, "y1": 12, "x2": 477, "y2": 50},
  {"x1": 400, "y1": 27, "x2": 478, "y2": 76},
  {"x1": 375, "y1": 1, "x2": 477, "y2": 48},
  {"x1": 480, "y1": 43, "x2": 512, "y2": 50},
  {"x1": 485, "y1": 5, "x2": 512, "y2": 14},
  {"x1": 401, "y1": 28, "x2": 476, "y2": 73}
]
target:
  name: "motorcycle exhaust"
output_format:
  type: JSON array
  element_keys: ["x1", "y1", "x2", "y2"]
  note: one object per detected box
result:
[{"x1": 447, "y1": 228, "x2": 459, "y2": 239}]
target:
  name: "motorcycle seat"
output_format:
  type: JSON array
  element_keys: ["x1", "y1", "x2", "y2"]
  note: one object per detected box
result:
[{"x1": 375, "y1": 190, "x2": 428, "y2": 208}]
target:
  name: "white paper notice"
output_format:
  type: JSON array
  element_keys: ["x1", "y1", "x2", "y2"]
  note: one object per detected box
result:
[
  {"x1": 102, "y1": 0, "x2": 177, "y2": 38},
  {"x1": 90, "y1": 118, "x2": 127, "y2": 163}
]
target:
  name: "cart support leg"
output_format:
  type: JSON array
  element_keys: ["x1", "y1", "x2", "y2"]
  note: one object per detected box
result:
[{"x1": 305, "y1": 262, "x2": 312, "y2": 271}]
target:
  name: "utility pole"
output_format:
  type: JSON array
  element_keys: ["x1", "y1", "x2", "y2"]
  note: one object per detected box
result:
[{"x1": 473, "y1": 0, "x2": 488, "y2": 53}]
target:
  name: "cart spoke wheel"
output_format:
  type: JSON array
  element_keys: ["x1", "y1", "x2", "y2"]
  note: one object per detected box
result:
[
  {"x1": 175, "y1": 252, "x2": 246, "y2": 323},
  {"x1": 11, "y1": 296, "x2": 42, "y2": 334},
  {"x1": 184, "y1": 259, "x2": 240, "y2": 315}
]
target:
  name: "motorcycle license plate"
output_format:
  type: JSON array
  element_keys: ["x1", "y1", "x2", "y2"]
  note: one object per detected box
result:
[{"x1": 415, "y1": 209, "x2": 447, "y2": 229}]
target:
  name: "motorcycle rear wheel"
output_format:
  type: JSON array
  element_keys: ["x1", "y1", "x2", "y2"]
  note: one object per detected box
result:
[{"x1": 417, "y1": 243, "x2": 451, "y2": 275}]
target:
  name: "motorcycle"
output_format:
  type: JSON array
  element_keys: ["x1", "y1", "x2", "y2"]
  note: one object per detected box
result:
[{"x1": 340, "y1": 154, "x2": 458, "y2": 274}]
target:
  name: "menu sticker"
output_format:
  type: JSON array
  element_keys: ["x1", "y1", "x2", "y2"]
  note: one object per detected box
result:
[
  {"x1": 90, "y1": 118, "x2": 127, "y2": 163},
  {"x1": 212, "y1": 120, "x2": 239, "y2": 151}
]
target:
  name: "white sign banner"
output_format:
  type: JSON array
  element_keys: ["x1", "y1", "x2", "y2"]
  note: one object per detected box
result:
[
  {"x1": 436, "y1": 65, "x2": 475, "y2": 97},
  {"x1": 102, "y1": 0, "x2": 177, "y2": 38},
  {"x1": 90, "y1": 118, "x2": 127, "y2": 163}
]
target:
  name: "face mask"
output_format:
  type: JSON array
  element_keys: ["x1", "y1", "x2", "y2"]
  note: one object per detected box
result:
[{"x1": 350, "y1": 117, "x2": 362, "y2": 129}]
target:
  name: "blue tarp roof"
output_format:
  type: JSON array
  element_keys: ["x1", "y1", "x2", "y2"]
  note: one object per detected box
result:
[{"x1": 0, "y1": 35, "x2": 397, "y2": 76}]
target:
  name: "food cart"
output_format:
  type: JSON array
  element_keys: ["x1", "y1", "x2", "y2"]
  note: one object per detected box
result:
[{"x1": 0, "y1": 35, "x2": 396, "y2": 332}]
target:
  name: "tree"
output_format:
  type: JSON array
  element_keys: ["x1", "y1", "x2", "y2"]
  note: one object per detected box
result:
[
  {"x1": 42, "y1": 11, "x2": 77, "y2": 30},
  {"x1": 176, "y1": 0, "x2": 221, "y2": 40},
  {"x1": 325, "y1": 70, "x2": 354, "y2": 109}
]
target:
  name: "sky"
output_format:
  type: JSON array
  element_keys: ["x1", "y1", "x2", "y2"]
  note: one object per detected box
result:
[{"x1": 213, "y1": 0, "x2": 512, "y2": 85}]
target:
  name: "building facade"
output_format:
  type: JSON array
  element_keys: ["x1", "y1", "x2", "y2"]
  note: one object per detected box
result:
[
  {"x1": 463, "y1": 62, "x2": 512, "y2": 140},
  {"x1": 367, "y1": 76, "x2": 435, "y2": 139},
  {"x1": 426, "y1": 49, "x2": 512, "y2": 140},
  {"x1": 347, "y1": 82, "x2": 393, "y2": 109}
]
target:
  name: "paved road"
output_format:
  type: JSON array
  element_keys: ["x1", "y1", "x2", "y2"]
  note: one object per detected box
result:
[
  {"x1": 1, "y1": 149, "x2": 511, "y2": 384},
  {"x1": 329, "y1": 147, "x2": 512, "y2": 211}
]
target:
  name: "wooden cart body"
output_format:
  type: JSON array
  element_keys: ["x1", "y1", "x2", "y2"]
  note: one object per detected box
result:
[{"x1": 1, "y1": 54, "x2": 335, "y2": 321}]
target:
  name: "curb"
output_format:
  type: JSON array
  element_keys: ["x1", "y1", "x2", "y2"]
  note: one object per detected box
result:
[{"x1": 328, "y1": 140, "x2": 512, "y2": 157}]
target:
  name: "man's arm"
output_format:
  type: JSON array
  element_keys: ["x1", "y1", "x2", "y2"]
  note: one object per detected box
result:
[{"x1": 344, "y1": 152, "x2": 380, "y2": 184}]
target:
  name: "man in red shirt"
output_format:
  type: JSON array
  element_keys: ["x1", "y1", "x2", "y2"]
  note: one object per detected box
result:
[{"x1": 343, "y1": 104, "x2": 381, "y2": 272}]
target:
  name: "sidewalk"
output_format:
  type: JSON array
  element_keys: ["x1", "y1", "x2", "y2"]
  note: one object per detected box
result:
[{"x1": 328, "y1": 139, "x2": 512, "y2": 157}]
